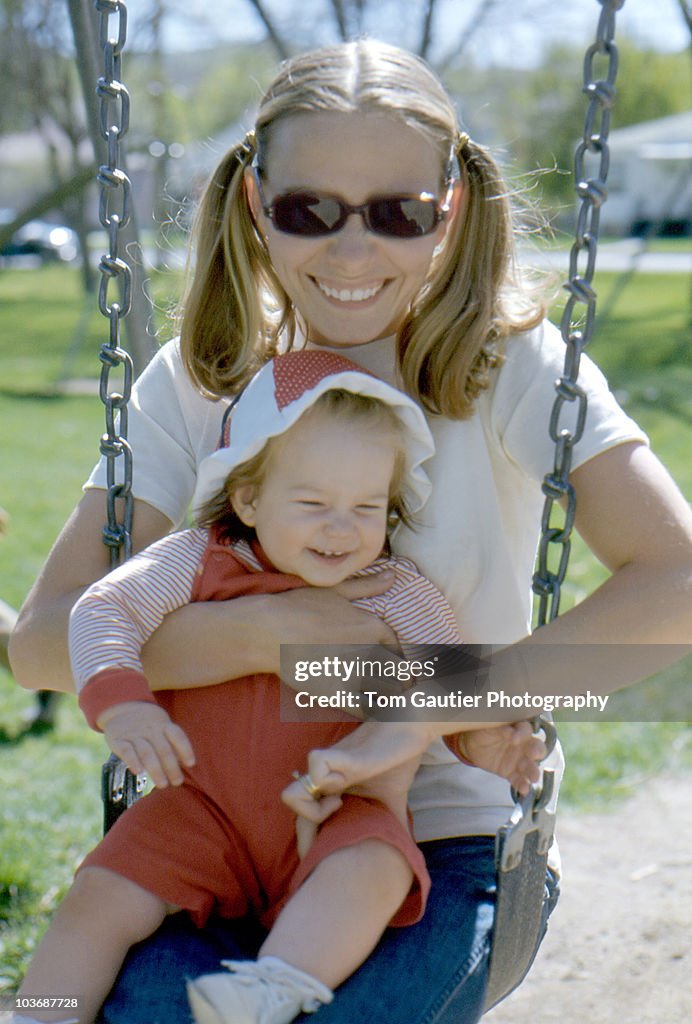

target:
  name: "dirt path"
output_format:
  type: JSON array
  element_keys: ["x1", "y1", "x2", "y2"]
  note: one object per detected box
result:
[{"x1": 484, "y1": 775, "x2": 692, "y2": 1024}]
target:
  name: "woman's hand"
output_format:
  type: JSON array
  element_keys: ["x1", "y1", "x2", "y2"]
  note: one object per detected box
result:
[
  {"x1": 268, "y1": 572, "x2": 399, "y2": 657},
  {"x1": 282, "y1": 720, "x2": 430, "y2": 818},
  {"x1": 308, "y1": 720, "x2": 433, "y2": 794},
  {"x1": 281, "y1": 783, "x2": 344, "y2": 859},
  {"x1": 97, "y1": 701, "x2": 196, "y2": 789},
  {"x1": 284, "y1": 754, "x2": 421, "y2": 857},
  {"x1": 282, "y1": 721, "x2": 424, "y2": 857},
  {"x1": 143, "y1": 570, "x2": 399, "y2": 691}
]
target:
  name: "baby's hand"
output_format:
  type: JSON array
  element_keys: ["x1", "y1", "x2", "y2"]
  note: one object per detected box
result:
[
  {"x1": 455, "y1": 721, "x2": 546, "y2": 795},
  {"x1": 98, "y1": 701, "x2": 196, "y2": 789}
]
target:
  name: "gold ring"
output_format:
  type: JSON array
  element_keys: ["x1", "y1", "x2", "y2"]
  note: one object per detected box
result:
[{"x1": 292, "y1": 770, "x2": 322, "y2": 800}]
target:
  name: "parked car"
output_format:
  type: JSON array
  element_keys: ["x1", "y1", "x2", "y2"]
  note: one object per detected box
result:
[{"x1": 0, "y1": 209, "x2": 79, "y2": 264}]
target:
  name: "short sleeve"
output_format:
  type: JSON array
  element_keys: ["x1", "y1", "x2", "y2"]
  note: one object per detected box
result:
[
  {"x1": 84, "y1": 339, "x2": 228, "y2": 528},
  {"x1": 491, "y1": 321, "x2": 649, "y2": 482}
]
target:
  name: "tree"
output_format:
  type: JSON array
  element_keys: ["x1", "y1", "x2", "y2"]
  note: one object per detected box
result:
[
  {"x1": 674, "y1": 0, "x2": 692, "y2": 36},
  {"x1": 235, "y1": 0, "x2": 501, "y2": 62},
  {"x1": 2, "y1": 1, "x2": 689, "y2": 273}
]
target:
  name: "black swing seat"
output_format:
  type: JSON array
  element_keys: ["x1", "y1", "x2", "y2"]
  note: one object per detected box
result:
[
  {"x1": 483, "y1": 717, "x2": 557, "y2": 1011},
  {"x1": 101, "y1": 716, "x2": 557, "y2": 1013}
]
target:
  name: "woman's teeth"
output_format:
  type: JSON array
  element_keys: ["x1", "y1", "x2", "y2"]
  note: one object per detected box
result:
[{"x1": 317, "y1": 281, "x2": 383, "y2": 303}]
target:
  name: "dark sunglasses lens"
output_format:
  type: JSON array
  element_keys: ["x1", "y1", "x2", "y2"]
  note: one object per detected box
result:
[
  {"x1": 368, "y1": 197, "x2": 439, "y2": 237},
  {"x1": 272, "y1": 194, "x2": 345, "y2": 235}
]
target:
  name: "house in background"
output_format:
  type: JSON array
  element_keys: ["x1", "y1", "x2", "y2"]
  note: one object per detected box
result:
[{"x1": 598, "y1": 111, "x2": 692, "y2": 237}]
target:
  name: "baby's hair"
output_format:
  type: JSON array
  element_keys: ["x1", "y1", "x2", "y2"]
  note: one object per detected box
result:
[
  {"x1": 180, "y1": 39, "x2": 545, "y2": 417},
  {"x1": 196, "y1": 389, "x2": 413, "y2": 544}
]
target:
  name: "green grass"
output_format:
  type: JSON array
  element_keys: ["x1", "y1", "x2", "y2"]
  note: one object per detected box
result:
[
  {"x1": 536, "y1": 232, "x2": 692, "y2": 253},
  {"x1": 0, "y1": 261, "x2": 690, "y2": 995},
  {"x1": 0, "y1": 394, "x2": 104, "y2": 608},
  {"x1": 556, "y1": 721, "x2": 691, "y2": 807},
  {"x1": 0, "y1": 266, "x2": 145, "y2": 991},
  {"x1": 0, "y1": 684, "x2": 104, "y2": 990},
  {"x1": 635, "y1": 237, "x2": 692, "y2": 253},
  {"x1": 547, "y1": 270, "x2": 692, "y2": 608},
  {"x1": 0, "y1": 266, "x2": 105, "y2": 393}
]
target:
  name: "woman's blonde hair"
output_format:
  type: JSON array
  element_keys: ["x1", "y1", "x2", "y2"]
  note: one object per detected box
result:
[
  {"x1": 180, "y1": 39, "x2": 545, "y2": 418},
  {"x1": 196, "y1": 388, "x2": 412, "y2": 543}
]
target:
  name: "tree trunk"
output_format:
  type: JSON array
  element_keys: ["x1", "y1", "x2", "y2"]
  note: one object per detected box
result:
[{"x1": 0, "y1": 165, "x2": 95, "y2": 248}]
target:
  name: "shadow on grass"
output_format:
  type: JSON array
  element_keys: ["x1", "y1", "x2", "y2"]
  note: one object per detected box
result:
[
  {"x1": 592, "y1": 349, "x2": 692, "y2": 427},
  {"x1": 624, "y1": 388, "x2": 692, "y2": 427},
  {"x1": 0, "y1": 388, "x2": 86, "y2": 402},
  {"x1": 0, "y1": 693, "x2": 61, "y2": 745},
  {"x1": 0, "y1": 878, "x2": 40, "y2": 920},
  {"x1": 0, "y1": 719, "x2": 57, "y2": 746}
]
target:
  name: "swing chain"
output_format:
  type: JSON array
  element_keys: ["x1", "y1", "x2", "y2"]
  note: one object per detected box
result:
[
  {"x1": 486, "y1": 7, "x2": 626, "y2": 1006},
  {"x1": 94, "y1": 0, "x2": 134, "y2": 567},
  {"x1": 532, "y1": 0, "x2": 625, "y2": 625}
]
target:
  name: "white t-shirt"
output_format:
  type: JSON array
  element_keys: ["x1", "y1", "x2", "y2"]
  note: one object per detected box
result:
[{"x1": 85, "y1": 320, "x2": 647, "y2": 845}]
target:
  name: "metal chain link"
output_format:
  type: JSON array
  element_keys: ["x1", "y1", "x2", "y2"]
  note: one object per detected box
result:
[
  {"x1": 481, "y1": 0, "x2": 626, "y2": 965},
  {"x1": 532, "y1": 0, "x2": 626, "y2": 626},
  {"x1": 95, "y1": 0, "x2": 134, "y2": 567}
]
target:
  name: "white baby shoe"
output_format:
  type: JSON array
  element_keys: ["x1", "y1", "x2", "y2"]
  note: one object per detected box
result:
[{"x1": 187, "y1": 955, "x2": 333, "y2": 1024}]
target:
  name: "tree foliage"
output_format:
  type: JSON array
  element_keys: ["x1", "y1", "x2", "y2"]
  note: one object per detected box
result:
[
  {"x1": 0, "y1": 1, "x2": 81, "y2": 137},
  {"x1": 444, "y1": 39, "x2": 691, "y2": 208}
]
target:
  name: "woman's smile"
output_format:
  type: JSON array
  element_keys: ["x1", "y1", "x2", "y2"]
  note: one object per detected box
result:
[{"x1": 313, "y1": 278, "x2": 387, "y2": 305}]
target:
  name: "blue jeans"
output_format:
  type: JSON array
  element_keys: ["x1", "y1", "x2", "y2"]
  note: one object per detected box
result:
[{"x1": 99, "y1": 836, "x2": 559, "y2": 1024}]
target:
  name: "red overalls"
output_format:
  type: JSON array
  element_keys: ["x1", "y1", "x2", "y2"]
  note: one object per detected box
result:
[{"x1": 80, "y1": 529, "x2": 429, "y2": 928}]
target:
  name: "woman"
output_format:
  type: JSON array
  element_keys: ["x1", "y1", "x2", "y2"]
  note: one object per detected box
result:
[{"x1": 10, "y1": 39, "x2": 692, "y2": 1024}]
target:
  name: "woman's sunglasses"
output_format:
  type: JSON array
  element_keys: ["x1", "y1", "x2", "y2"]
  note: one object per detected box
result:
[{"x1": 254, "y1": 171, "x2": 451, "y2": 239}]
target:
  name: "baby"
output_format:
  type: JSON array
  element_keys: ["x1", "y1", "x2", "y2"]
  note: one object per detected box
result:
[{"x1": 14, "y1": 352, "x2": 542, "y2": 1024}]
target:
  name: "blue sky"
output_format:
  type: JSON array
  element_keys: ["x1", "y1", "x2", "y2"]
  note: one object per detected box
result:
[{"x1": 150, "y1": 0, "x2": 691, "y2": 64}]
